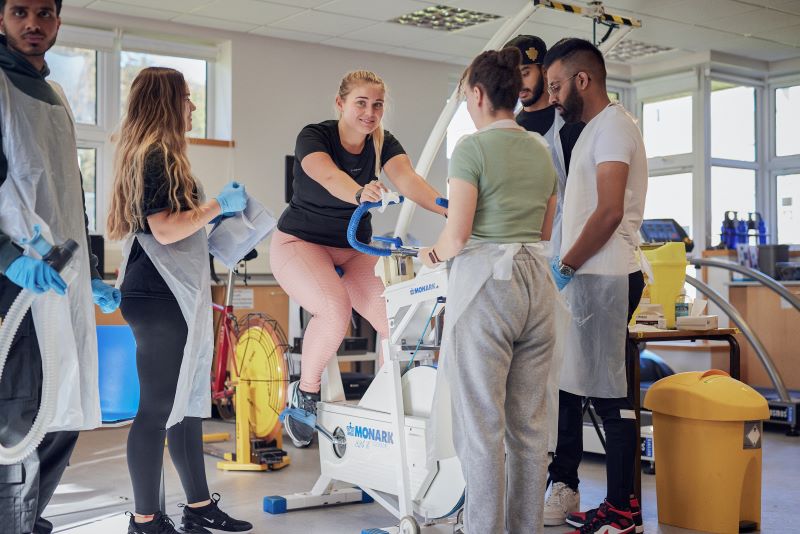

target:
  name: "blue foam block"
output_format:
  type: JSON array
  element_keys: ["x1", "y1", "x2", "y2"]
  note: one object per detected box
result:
[
  {"x1": 97, "y1": 325, "x2": 139, "y2": 423},
  {"x1": 263, "y1": 496, "x2": 287, "y2": 514}
]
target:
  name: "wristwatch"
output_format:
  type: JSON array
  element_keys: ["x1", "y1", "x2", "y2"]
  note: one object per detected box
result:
[
  {"x1": 558, "y1": 260, "x2": 576, "y2": 277},
  {"x1": 354, "y1": 187, "x2": 365, "y2": 204}
]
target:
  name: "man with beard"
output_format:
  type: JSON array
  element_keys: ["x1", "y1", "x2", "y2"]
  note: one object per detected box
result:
[
  {"x1": 504, "y1": 34, "x2": 586, "y2": 526},
  {"x1": 543, "y1": 38, "x2": 647, "y2": 534},
  {"x1": 0, "y1": 1, "x2": 118, "y2": 532}
]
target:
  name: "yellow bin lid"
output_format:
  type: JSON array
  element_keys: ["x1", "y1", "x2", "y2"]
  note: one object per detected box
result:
[{"x1": 643, "y1": 370, "x2": 769, "y2": 421}]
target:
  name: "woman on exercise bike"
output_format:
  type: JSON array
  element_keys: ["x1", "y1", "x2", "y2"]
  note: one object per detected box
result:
[
  {"x1": 273, "y1": 70, "x2": 447, "y2": 448},
  {"x1": 419, "y1": 48, "x2": 558, "y2": 533},
  {"x1": 108, "y1": 67, "x2": 252, "y2": 534}
]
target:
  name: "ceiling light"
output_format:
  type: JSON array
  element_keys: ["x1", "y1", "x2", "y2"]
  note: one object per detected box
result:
[
  {"x1": 605, "y1": 39, "x2": 673, "y2": 62},
  {"x1": 390, "y1": 4, "x2": 501, "y2": 32}
]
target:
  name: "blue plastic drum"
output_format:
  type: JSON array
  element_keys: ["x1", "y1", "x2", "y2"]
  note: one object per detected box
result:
[{"x1": 97, "y1": 325, "x2": 140, "y2": 423}]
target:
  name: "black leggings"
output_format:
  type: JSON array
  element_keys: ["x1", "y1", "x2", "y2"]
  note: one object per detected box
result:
[{"x1": 120, "y1": 296, "x2": 210, "y2": 515}]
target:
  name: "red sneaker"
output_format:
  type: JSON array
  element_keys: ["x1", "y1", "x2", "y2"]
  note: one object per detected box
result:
[
  {"x1": 565, "y1": 500, "x2": 635, "y2": 534},
  {"x1": 567, "y1": 497, "x2": 643, "y2": 533}
]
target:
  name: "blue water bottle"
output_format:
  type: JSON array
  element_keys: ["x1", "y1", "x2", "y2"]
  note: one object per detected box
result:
[
  {"x1": 722, "y1": 211, "x2": 737, "y2": 249},
  {"x1": 736, "y1": 217, "x2": 748, "y2": 245},
  {"x1": 756, "y1": 212, "x2": 767, "y2": 245}
]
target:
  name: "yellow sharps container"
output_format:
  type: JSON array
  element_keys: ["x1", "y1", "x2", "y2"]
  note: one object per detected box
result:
[
  {"x1": 644, "y1": 370, "x2": 770, "y2": 533},
  {"x1": 637, "y1": 242, "x2": 687, "y2": 328}
]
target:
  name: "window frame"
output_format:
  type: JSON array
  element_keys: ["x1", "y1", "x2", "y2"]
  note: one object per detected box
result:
[
  {"x1": 52, "y1": 25, "x2": 219, "y2": 236},
  {"x1": 768, "y1": 76, "x2": 800, "y2": 241}
]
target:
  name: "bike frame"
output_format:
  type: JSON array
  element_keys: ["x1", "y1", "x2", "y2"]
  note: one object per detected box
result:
[{"x1": 211, "y1": 269, "x2": 240, "y2": 401}]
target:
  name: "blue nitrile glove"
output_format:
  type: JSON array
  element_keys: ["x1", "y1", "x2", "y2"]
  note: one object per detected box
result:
[
  {"x1": 91, "y1": 279, "x2": 121, "y2": 314},
  {"x1": 215, "y1": 181, "x2": 247, "y2": 216},
  {"x1": 550, "y1": 256, "x2": 573, "y2": 291},
  {"x1": 4, "y1": 256, "x2": 66, "y2": 295}
]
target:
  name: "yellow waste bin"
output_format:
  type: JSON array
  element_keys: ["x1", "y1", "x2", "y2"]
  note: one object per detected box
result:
[{"x1": 644, "y1": 370, "x2": 769, "y2": 533}]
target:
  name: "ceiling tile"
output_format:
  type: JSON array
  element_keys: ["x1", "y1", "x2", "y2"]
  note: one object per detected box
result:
[
  {"x1": 272, "y1": 10, "x2": 375, "y2": 36},
  {"x1": 97, "y1": 0, "x2": 211, "y2": 11},
  {"x1": 406, "y1": 33, "x2": 486, "y2": 57},
  {"x1": 321, "y1": 37, "x2": 391, "y2": 54},
  {"x1": 249, "y1": 26, "x2": 328, "y2": 43},
  {"x1": 267, "y1": 0, "x2": 330, "y2": 7},
  {"x1": 172, "y1": 14, "x2": 260, "y2": 33},
  {"x1": 85, "y1": 1, "x2": 181, "y2": 20},
  {"x1": 638, "y1": 0, "x2": 757, "y2": 22},
  {"x1": 344, "y1": 21, "x2": 440, "y2": 46},
  {"x1": 603, "y1": 0, "x2": 686, "y2": 16},
  {"x1": 703, "y1": 9, "x2": 800, "y2": 34},
  {"x1": 755, "y1": 23, "x2": 800, "y2": 46},
  {"x1": 453, "y1": 18, "x2": 507, "y2": 40},
  {"x1": 445, "y1": 0, "x2": 529, "y2": 17},
  {"x1": 192, "y1": 0, "x2": 305, "y2": 26},
  {"x1": 715, "y1": 35, "x2": 800, "y2": 61},
  {"x1": 316, "y1": 0, "x2": 430, "y2": 22},
  {"x1": 384, "y1": 47, "x2": 454, "y2": 63}
]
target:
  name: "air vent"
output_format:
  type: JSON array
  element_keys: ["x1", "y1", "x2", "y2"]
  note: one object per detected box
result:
[
  {"x1": 390, "y1": 4, "x2": 501, "y2": 32},
  {"x1": 605, "y1": 39, "x2": 673, "y2": 62}
]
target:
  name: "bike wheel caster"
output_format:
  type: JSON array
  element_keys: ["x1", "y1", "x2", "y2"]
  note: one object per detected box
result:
[{"x1": 398, "y1": 515, "x2": 420, "y2": 534}]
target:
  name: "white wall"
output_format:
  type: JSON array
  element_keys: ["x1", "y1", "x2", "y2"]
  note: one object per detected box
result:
[{"x1": 63, "y1": 7, "x2": 460, "y2": 274}]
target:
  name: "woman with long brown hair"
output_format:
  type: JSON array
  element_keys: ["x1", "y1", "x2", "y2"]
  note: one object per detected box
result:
[
  {"x1": 272, "y1": 70, "x2": 447, "y2": 448},
  {"x1": 108, "y1": 67, "x2": 252, "y2": 534}
]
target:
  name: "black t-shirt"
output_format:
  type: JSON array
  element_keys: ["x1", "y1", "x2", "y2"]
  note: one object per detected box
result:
[
  {"x1": 120, "y1": 147, "x2": 195, "y2": 299},
  {"x1": 277, "y1": 120, "x2": 406, "y2": 248},
  {"x1": 516, "y1": 106, "x2": 585, "y2": 173}
]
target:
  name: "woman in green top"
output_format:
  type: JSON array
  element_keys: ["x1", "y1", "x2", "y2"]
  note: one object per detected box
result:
[{"x1": 420, "y1": 48, "x2": 558, "y2": 533}]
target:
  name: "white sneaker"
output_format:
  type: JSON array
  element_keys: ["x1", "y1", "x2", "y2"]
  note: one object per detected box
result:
[{"x1": 543, "y1": 481, "x2": 580, "y2": 526}]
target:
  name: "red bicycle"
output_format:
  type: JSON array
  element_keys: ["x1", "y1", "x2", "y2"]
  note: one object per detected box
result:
[{"x1": 210, "y1": 252, "x2": 291, "y2": 430}]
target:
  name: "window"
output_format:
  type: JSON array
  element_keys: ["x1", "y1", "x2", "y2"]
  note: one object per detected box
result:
[
  {"x1": 776, "y1": 85, "x2": 800, "y2": 157},
  {"x1": 710, "y1": 167, "x2": 756, "y2": 241},
  {"x1": 47, "y1": 45, "x2": 97, "y2": 125},
  {"x1": 777, "y1": 174, "x2": 800, "y2": 244},
  {"x1": 120, "y1": 51, "x2": 208, "y2": 138},
  {"x1": 78, "y1": 148, "x2": 97, "y2": 232},
  {"x1": 643, "y1": 172, "x2": 693, "y2": 237},
  {"x1": 446, "y1": 101, "x2": 476, "y2": 159},
  {"x1": 642, "y1": 94, "x2": 692, "y2": 157},
  {"x1": 711, "y1": 82, "x2": 755, "y2": 162}
]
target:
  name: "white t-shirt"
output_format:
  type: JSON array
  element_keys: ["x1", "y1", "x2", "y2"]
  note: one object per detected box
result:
[{"x1": 560, "y1": 103, "x2": 648, "y2": 274}]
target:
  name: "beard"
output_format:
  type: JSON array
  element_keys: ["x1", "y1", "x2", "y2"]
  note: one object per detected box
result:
[
  {"x1": 557, "y1": 82, "x2": 584, "y2": 123},
  {"x1": 6, "y1": 31, "x2": 57, "y2": 60},
  {"x1": 520, "y1": 75, "x2": 544, "y2": 107}
]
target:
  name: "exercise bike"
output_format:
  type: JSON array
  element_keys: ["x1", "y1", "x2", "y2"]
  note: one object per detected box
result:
[{"x1": 267, "y1": 197, "x2": 464, "y2": 533}]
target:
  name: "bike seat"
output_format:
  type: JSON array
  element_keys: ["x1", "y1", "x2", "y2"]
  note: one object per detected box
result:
[{"x1": 242, "y1": 249, "x2": 258, "y2": 262}]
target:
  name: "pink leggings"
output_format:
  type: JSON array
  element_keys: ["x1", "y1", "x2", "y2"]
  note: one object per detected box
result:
[{"x1": 270, "y1": 230, "x2": 389, "y2": 392}]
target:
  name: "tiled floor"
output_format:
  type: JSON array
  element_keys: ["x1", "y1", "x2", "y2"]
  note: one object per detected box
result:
[{"x1": 48, "y1": 420, "x2": 798, "y2": 533}]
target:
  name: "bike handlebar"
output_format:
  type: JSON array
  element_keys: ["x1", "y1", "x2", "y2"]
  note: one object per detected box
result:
[
  {"x1": 347, "y1": 196, "x2": 448, "y2": 257},
  {"x1": 347, "y1": 197, "x2": 405, "y2": 256}
]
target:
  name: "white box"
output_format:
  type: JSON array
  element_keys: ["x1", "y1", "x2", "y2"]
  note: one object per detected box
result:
[{"x1": 676, "y1": 315, "x2": 719, "y2": 331}]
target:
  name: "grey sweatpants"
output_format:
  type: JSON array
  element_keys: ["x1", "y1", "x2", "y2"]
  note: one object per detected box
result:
[{"x1": 447, "y1": 250, "x2": 555, "y2": 534}]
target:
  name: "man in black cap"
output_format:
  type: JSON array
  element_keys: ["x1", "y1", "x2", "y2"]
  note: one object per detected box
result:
[{"x1": 504, "y1": 34, "x2": 585, "y2": 527}]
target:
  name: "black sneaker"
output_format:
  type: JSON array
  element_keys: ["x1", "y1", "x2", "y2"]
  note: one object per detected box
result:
[
  {"x1": 283, "y1": 381, "x2": 319, "y2": 448},
  {"x1": 180, "y1": 493, "x2": 253, "y2": 533},
  {"x1": 127, "y1": 511, "x2": 181, "y2": 534}
]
